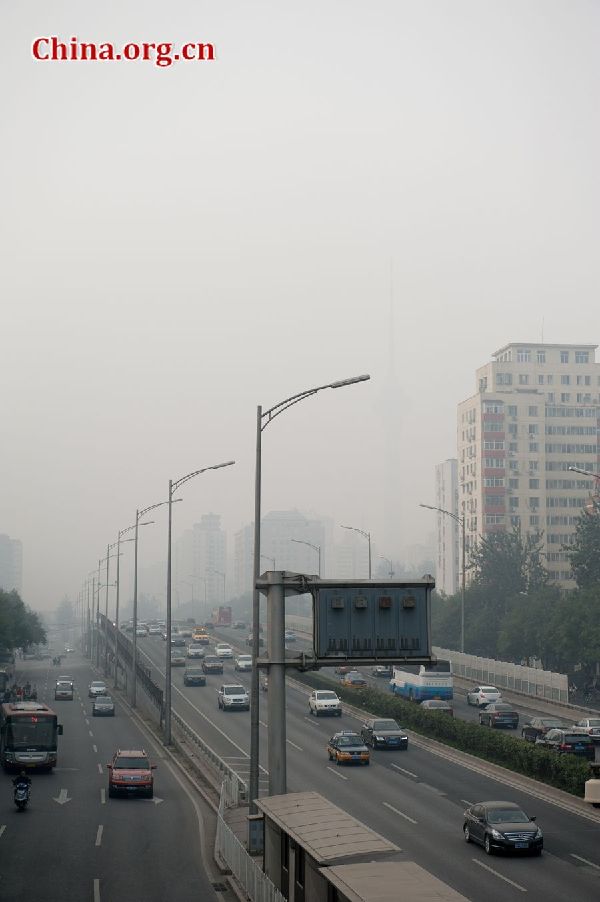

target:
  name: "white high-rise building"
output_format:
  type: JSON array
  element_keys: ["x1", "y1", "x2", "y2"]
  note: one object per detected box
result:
[
  {"x1": 175, "y1": 514, "x2": 226, "y2": 612},
  {"x1": 434, "y1": 459, "x2": 459, "y2": 596},
  {"x1": 0, "y1": 534, "x2": 23, "y2": 594},
  {"x1": 458, "y1": 343, "x2": 600, "y2": 588}
]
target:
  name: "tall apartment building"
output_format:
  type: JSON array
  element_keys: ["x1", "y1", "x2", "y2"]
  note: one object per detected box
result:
[
  {"x1": 174, "y1": 513, "x2": 227, "y2": 609},
  {"x1": 233, "y1": 510, "x2": 332, "y2": 597},
  {"x1": 458, "y1": 343, "x2": 599, "y2": 588},
  {"x1": 0, "y1": 534, "x2": 23, "y2": 594},
  {"x1": 433, "y1": 459, "x2": 459, "y2": 596}
]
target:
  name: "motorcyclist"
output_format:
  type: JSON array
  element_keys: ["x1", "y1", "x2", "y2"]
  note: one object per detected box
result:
[{"x1": 13, "y1": 771, "x2": 32, "y2": 789}]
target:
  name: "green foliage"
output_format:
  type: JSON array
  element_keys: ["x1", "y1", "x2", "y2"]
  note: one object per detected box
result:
[
  {"x1": 469, "y1": 524, "x2": 549, "y2": 595},
  {"x1": 294, "y1": 671, "x2": 590, "y2": 797},
  {"x1": 0, "y1": 589, "x2": 47, "y2": 650},
  {"x1": 565, "y1": 504, "x2": 600, "y2": 589}
]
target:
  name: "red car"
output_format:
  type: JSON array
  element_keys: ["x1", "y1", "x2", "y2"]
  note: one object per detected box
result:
[{"x1": 107, "y1": 749, "x2": 156, "y2": 798}]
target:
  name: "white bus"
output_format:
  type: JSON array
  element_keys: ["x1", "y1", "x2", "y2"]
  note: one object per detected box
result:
[{"x1": 389, "y1": 660, "x2": 453, "y2": 702}]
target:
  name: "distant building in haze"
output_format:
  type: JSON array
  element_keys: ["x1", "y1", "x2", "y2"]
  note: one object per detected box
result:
[{"x1": 0, "y1": 534, "x2": 23, "y2": 594}]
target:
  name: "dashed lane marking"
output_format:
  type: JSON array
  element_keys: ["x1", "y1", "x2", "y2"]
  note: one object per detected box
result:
[
  {"x1": 382, "y1": 802, "x2": 418, "y2": 824},
  {"x1": 95, "y1": 825, "x2": 103, "y2": 847},
  {"x1": 93, "y1": 879, "x2": 100, "y2": 902},
  {"x1": 390, "y1": 763, "x2": 419, "y2": 779},
  {"x1": 286, "y1": 739, "x2": 303, "y2": 751},
  {"x1": 472, "y1": 859, "x2": 527, "y2": 891},
  {"x1": 100, "y1": 789, "x2": 105, "y2": 805},
  {"x1": 303, "y1": 717, "x2": 321, "y2": 729},
  {"x1": 93, "y1": 744, "x2": 98, "y2": 753},
  {"x1": 0, "y1": 826, "x2": 6, "y2": 839},
  {"x1": 571, "y1": 854, "x2": 600, "y2": 870},
  {"x1": 97, "y1": 764, "x2": 103, "y2": 775},
  {"x1": 326, "y1": 766, "x2": 348, "y2": 781},
  {"x1": 89, "y1": 730, "x2": 94, "y2": 737}
]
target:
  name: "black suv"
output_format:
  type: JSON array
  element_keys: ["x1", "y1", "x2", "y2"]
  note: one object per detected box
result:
[
  {"x1": 479, "y1": 703, "x2": 519, "y2": 729},
  {"x1": 360, "y1": 718, "x2": 408, "y2": 749},
  {"x1": 535, "y1": 729, "x2": 595, "y2": 759}
]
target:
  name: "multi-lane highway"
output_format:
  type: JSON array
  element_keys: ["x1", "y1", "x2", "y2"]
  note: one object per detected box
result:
[
  {"x1": 136, "y1": 628, "x2": 600, "y2": 902},
  {"x1": 0, "y1": 658, "x2": 230, "y2": 902}
]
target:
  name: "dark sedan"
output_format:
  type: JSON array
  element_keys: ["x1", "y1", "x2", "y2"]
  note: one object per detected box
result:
[
  {"x1": 535, "y1": 729, "x2": 595, "y2": 759},
  {"x1": 360, "y1": 718, "x2": 408, "y2": 749},
  {"x1": 463, "y1": 801, "x2": 543, "y2": 856},
  {"x1": 521, "y1": 716, "x2": 568, "y2": 743},
  {"x1": 479, "y1": 703, "x2": 519, "y2": 729},
  {"x1": 202, "y1": 655, "x2": 223, "y2": 675},
  {"x1": 183, "y1": 667, "x2": 206, "y2": 687},
  {"x1": 92, "y1": 696, "x2": 115, "y2": 717}
]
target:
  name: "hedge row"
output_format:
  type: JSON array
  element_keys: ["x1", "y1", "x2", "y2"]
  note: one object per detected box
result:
[{"x1": 293, "y1": 671, "x2": 590, "y2": 797}]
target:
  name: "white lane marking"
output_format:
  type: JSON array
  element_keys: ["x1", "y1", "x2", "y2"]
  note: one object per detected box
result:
[
  {"x1": 286, "y1": 739, "x2": 303, "y2": 751},
  {"x1": 571, "y1": 853, "x2": 600, "y2": 870},
  {"x1": 390, "y1": 763, "x2": 418, "y2": 778},
  {"x1": 97, "y1": 764, "x2": 103, "y2": 775},
  {"x1": 89, "y1": 730, "x2": 94, "y2": 737},
  {"x1": 382, "y1": 801, "x2": 418, "y2": 824},
  {"x1": 53, "y1": 789, "x2": 72, "y2": 805},
  {"x1": 0, "y1": 825, "x2": 6, "y2": 839},
  {"x1": 100, "y1": 789, "x2": 105, "y2": 805},
  {"x1": 461, "y1": 799, "x2": 473, "y2": 806},
  {"x1": 472, "y1": 859, "x2": 527, "y2": 891},
  {"x1": 326, "y1": 765, "x2": 348, "y2": 780},
  {"x1": 94, "y1": 879, "x2": 100, "y2": 902},
  {"x1": 85, "y1": 718, "x2": 90, "y2": 726},
  {"x1": 95, "y1": 825, "x2": 103, "y2": 847},
  {"x1": 303, "y1": 716, "x2": 321, "y2": 729},
  {"x1": 92, "y1": 745, "x2": 98, "y2": 753},
  {"x1": 259, "y1": 720, "x2": 267, "y2": 728}
]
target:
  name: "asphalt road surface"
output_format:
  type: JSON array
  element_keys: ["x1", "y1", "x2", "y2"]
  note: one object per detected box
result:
[
  {"x1": 1, "y1": 657, "x2": 226, "y2": 902},
  {"x1": 137, "y1": 629, "x2": 600, "y2": 902}
]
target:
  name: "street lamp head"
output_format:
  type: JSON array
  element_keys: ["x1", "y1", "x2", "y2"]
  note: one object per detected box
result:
[{"x1": 329, "y1": 374, "x2": 370, "y2": 389}]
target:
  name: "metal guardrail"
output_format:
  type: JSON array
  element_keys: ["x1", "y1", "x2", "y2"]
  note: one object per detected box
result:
[
  {"x1": 172, "y1": 709, "x2": 248, "y2": 804},
  {"x1": 216, "y1": 781, "x2": 285, "y2": 902},
  {"x1": 433, "y1": 647, "x2": 569, "y2": 704}
]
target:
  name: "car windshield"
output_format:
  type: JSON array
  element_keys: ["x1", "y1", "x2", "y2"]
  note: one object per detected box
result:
[
  {"x1": 481, "y1": 687, "x2": 498, "y2": 693},
  {"x1": 541, "y1": 719, "x2": 563, "y2": 726},
  {"x1": 91, "y1": 682, "x2": 105, "y2": 688},
  {"x1": 96, "y1": 696, "x2": 112, "y2": 703},
  {"x1": 336, "y1": 736, "x2": 361, "y2": 747},
  {"x1": 224, "y1": 686, "x2": 245, "y2": 695},
  {"x1": 115, "y1": 757, "x2": 149, "y2": 769},
  {"x1": 205, "y1": 656, "x2": 219, "y2": 663},
  {"x1": 494, "y1": 704, "x2": 513, "y2": 711},
  {"x1": 587, "y1": 719, "x2": 600, "y2": 727},
  {"x1": 56, "y1": 682, "x2": 71, "y2": 688},
  {"x1": 238, "y1": 656, "x2": 251, "y2": 662},
  {"x1": 565, "y1": 735, "x2": 591, "y2": 743},
  {"x1": 487, "y1": 808, "x2": 529, "y2": 824},
  {"x1": 372, "y1": 720, "x2": 400, "y2": 730},
  {"x1": 425, "y1": 701, "x2": 448, "y2": 708},
  {"x1": 186, "y1": 669, "x2": 203, "y2": 675},
  {"x1": 318, "y1": 692, "x2": 338, "y2": 700}
]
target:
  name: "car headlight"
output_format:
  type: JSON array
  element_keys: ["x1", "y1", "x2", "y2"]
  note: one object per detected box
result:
[
  {"x1": 490, "y1": 829, "x2": 503, "y2": 840},
  {"x1": 375, "y1": 736, "x2": 385, "y2": 741},
  {"x1": 535, "y1": 827, "x2": 543, "y2": 839}
]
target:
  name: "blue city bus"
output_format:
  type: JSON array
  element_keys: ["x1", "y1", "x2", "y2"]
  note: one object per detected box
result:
[{"x1": 389, "y1": 660, "x2": 453, "y2": 701}]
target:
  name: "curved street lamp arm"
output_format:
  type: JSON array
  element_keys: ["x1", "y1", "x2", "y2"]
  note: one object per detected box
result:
[
  {"x1": 262, "y1": 374, "x2": 370, "y2": 431},
  {"x1": 172, "y1": 460, "x2": 235, "y2": 493},
  {"x1": 419, "y1": 503, "x2": 463, "y2": 526}
]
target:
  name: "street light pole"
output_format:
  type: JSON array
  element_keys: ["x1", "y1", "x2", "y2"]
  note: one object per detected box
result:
[
  {"x1": 379, "y1": 555, "x2": 394, "y2": 579},
  {"x1": 341, "y1": 525, "x2": 372, "y2": 578},
  {"x1": 250, "y1": 373, "x2": 370, "y2": 818},
  {"x1": 291, "y1": 539, "x2": 321, "y2": 577},
  {"x1": 164, "y1": 460, "x2": 235, "y2": 745},
  {"x1": 420, "y1": 502, "x2": 466, "y2": 654}
]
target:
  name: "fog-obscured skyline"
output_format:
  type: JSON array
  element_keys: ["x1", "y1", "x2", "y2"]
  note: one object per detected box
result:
[{"x1": 1, "y1": 1, "x2": 599, "y2": 611}]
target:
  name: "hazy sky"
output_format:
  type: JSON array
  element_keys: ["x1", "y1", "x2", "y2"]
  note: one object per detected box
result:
[{"x1": 1, "y1": 1, "x2": 599, "y2": 611}]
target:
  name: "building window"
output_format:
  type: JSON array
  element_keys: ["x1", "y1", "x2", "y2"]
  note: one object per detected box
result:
[
  {"x1": 519, "y1": 374, "x2": 529, "y2": 385},
  {"x1": 537, "y1": 350, "x2": 546, "y2": 364},
  {"x1": 509, "y1": 460, "x2": 519, "y2": 471},
  {"x1": 529, "y1": 478, "x2": 540, "y2": 489},
  {"x1": 530, "y1": 497, "x2": 540, "y2": 510},
  {"x1": 561, "y1": 375, "x2": 570, "y2": 385},
  {"x1": 509, "y1": 497, "x2": 519, "y2": 510},
  {"x1": 547, "y1": 392, "x2": 555, "y2": 402},
  {"x1": 538, "y1": 375, "x2": 544, "y2": 385},
  {"x1": 585, "y1": 375, "x2": 591, "y2": 385},
  {"x1": 560, "y1": 351, "x2": 569, "y2": 363},
  {"x1": 560, "y1": 393, "x2": 570, "y2": 403},
  {"x1": 529, "y1": 460, "x2": 539, "y2": 471},
  {"x1": 497, "y1": 373, "x2": 512, "y2": 386},
  {"x1": 575, "y1": 351, "x2": 589, "y2": 364},
  {"x1": 530, "y1": 515, "x2": 539, "y2": 526},
  {"x1": 510, "y1": 515, "x2": 521, "y2": 526},
  {"x1": 509, "y1": 442, "x2": 518, "y2": 452},
  {"x1": 507, "y1": 405, "x2": 517, "y2": 416},
  {"x1": 528, "y1": 406, "x2": 538, "y2": 416},
  {"x1": 528, "y1": 424, "x2": 538, "y2": 434},
  {"x1": 508, "y1": 423, "x2": 518, "y2": 435},
  {"x1": 547, "y1": 375, "x2": 553, "y2": 384},
  {"x1": 529, "y1": 442, "x2": 539, "y2": 452},
  {"x1": 509, "y1": 478, "x2": 519, "y2": 489},
  {"x1": 517, "y1": 349, "x2": 531, "y2": 363}
]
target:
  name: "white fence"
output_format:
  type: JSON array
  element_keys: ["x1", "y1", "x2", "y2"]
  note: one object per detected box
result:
[
  {"x1": 215, "y1": 780, "x2": 285, "y2": 902},
  {"x1": 434, "y1": 646, "x2": 569, "y2": 704}
]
